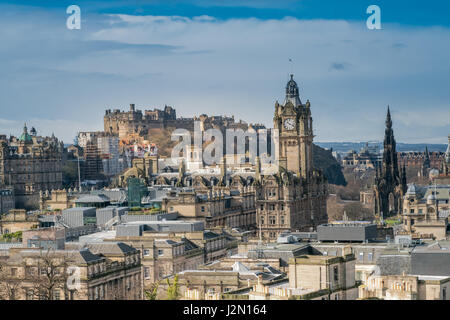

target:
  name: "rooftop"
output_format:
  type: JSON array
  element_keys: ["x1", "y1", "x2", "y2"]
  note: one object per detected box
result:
[{"x1": 75, "y1": 194, "x2": 110, "y2": 204}]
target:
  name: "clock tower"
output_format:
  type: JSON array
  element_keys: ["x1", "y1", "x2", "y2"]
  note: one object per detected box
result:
[{"x1": 274, "y1": 74, "x2": 314, "y2": 180}]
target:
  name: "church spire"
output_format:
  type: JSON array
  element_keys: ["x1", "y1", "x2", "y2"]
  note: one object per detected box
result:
[
  {"x1": 376, "y1": 105, "x2": 402, "y2": 218},
  {"x1": 385, "y1": 106, "x2": 392, "y2": 129}
]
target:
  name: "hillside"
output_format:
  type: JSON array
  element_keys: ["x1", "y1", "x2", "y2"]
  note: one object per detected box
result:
[{"x1": 313, "y1": 144, "x2": 347, "y2": 186}]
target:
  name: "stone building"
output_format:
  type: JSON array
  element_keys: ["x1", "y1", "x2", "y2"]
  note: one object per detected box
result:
[
  {"x1": 162, "y1": 187, "x2": 257, "y2": 231},
  {"x1": 39, "y1": 189, "x2": 77, "y2": 211},
  {"x1": 165, "y1": 261, "x2": 285, "y2": 300},
  {"x1": 0, "y1": 125, "x2": 63, "y2": 209},
  {"x1": 398, "y1": 149, "x2": 445, "y2": 173},
  {"x1": 374, "y1": 107, "x2": 407, "y2": 219},
  {"x1": 439, "y1": 135, "x2": 450, "y2": 180},
  {"x1": 0, "y1": 209, "x2": 39, "y2": 235},
  {"x1": 80, "y1": 220, "x2": 242, "y2": 290},
  {"x1": 258, "y1": 74, "x2": 328, "y2": 238},
  {"x1": 288, "y1": 252, "x2": 358, "y2": 300},
  {"x1": 358, "y1": 274, "x2": 450, "y2": 300},
  {"x1": 109, "y1": 227, "x2": 204, "y2": 286},
  {"x1": 104, "y1": 104, "x2": 253, "y2": 139},
  {"x1": 77, "y1": 131, "x2": 127, "y2": 180},
  {"x1": 0, "y1": 187, "x2": 14, "y2": 215},
  {"x1": 115, "y1": 75, "x2": 327, "y2": 240},
  {"x1": 401, "y1": 184, "x2": 449, "y2": 240},
  {"x1": 0, "y1": 242, "x2": 142, "y2": 300},
  {"x1": 342, "y1": 144, "x2": 381, "y2": 172}
]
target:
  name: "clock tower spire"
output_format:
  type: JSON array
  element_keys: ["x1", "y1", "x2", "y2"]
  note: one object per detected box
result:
[{"x1": 274, "y1": 74, "x2": 314, "y2": 180}]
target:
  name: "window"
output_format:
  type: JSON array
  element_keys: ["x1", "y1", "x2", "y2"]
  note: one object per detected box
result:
[
  {"x1": 333, "y1": 266, "x2": 339, "y2": 281},
  {"x1": 358, "y1": 252, "x2": 364, "y2": 261},
  {"x1": 143, "y1": 249, "x2": 150, "y2": 256},
  {"x1": 127, "y1": 279, "x2": 131, "y2": 291},
  {"x1": 368, "y1": 252, "x2": 373, "y2": 262},
  {"x1": 53, "y1": 290, "x2": 60, "y2": 300},
  {"x1": 280, "y1": 216, "x2": 285, "y2": 225},
  {"x1": 269, "y1": 216, "x2": 276, "y2": 225},
  {"x1": 144, "y1": 267, "x2": 150, "y2": 279},
  {"x1": 443, "y1": 288, "x2": 447, "y2": 300},
  {"x1": 410, "y1": 209, "x2": 414, "y2": 214},
  {"x1": 39, "y1": 291, "x2": 47, "y2": 300},
  {"x1": 260, "y1": 216, "x2": 265, "y2": 225},
  {"x1": 201, "y1": 206, "x2": 205, "y2": 212},
  {"x1": 25, "y1": 267, "x2": 35, "y2": 277},
  {"x1": 26, "y1": 289, "x2": 34, "y2": 300},
  {"x1": 11, "y1": 268, "x2": 17, "y2": 276},
  {"x1": 281, "y1": 204, "x2": 284, "y2": 211},
  {"x1": 158, "y1": 249, "x2": 164, "y2": 256}
]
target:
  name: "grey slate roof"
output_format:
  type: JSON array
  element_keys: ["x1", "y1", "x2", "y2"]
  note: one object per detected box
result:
[
  {"x1": 75, "y1": 194, "x2": 110, "y2": 203},
  {"x1": 83, "y1": 242, "x2": 137, "y2": 255}
]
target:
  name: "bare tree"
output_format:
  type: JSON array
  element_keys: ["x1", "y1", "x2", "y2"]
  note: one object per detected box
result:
[
  {"x1": 0, "y1": 259, "x2": 22, "y2": 300},
  {"x1": 31, "y1": 249, "x2": 76, "y2": 300}
]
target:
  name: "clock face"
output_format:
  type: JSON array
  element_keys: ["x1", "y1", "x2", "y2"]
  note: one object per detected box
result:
[{"x1": 283, "y1": 118, "x2": 295, "y2": 130}]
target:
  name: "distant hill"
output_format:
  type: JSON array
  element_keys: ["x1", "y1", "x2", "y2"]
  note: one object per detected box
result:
[
  {"x1": 313, "y1": 144, "x2": 347, "y2": 186},
  {"x1": 316, "y1": 142, "x2": 447, "y2": 154}
]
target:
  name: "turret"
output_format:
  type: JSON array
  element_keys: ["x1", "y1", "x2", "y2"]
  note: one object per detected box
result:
[{"x1": 284, "y1": 74, "x2": 302, "y2": 107}]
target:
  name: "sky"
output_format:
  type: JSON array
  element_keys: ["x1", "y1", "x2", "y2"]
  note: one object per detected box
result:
[{"x1": 0, "y1": 0, "x2": 449, "y2": 144}]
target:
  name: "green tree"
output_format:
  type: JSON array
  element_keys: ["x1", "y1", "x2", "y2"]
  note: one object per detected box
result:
[
  {"x1": 166, "y1": 275, "x2": 180, "y2": 300},
  {"x1": 144, "y1": 281, "x2": 159, "y2": 300}
]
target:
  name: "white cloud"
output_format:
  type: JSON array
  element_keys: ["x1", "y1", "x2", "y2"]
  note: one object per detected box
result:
[{"x1": 0, "y1": 8, "x2": 449, "y2": 144}]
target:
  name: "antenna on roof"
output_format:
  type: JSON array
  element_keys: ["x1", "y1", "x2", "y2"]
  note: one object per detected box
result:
[{"x1": 288, "y1": 58, "x2": 294, "y2": 77}]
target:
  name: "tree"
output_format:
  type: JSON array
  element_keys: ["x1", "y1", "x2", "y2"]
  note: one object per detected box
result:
[
  {"x1": 0, "y1": 260, "x2": 22, "y2": 300},
  {"x1": 144, "y1": 281, "x2": 160, "y2": 300},
  {"x1": 166, "y1": 275, "x2": 180, "y2": 300},
  {"x1": 29, "y1": 249, "x2": 76, "y2": 300}
]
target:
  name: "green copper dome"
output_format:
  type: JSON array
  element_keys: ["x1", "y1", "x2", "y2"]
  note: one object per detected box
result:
[{"x1": 19, "y1": 123, "x2": 33, "y2": 143}]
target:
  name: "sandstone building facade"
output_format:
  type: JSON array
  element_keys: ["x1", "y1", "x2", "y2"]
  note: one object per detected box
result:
[
  {"x1": 256, "y1": 75, "x2": 328, "y2": 238},
  {"x1": 0, "y1": 125, "x2": 63, "y2": 209},
  {"x1": 104, "y1": 104, "x2": 259, "y2": 139},
  {"x1": 116, "y1": 75, "x2": 328, "y2": 240},
  {"x1": 0, "y1": 242, "x2": 142, "y2": 300}
]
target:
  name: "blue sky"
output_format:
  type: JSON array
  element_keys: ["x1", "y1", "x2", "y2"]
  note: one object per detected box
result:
[{"x1": 0, "y1": 0, "x2": 449, "y2": 144}]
